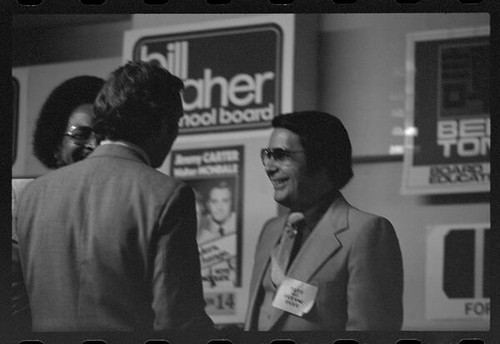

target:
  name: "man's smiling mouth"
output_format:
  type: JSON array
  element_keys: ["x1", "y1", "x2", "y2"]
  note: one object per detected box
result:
[{"x1": 270, "y1": 177, "x2": 288, "y2": 189}]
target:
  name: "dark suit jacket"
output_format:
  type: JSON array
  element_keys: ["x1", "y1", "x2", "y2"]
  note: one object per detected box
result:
[
  {"x1": 244, "y1": 194, "x2": 403, "y2": 331},
  {"x1": 16, "y1": 144, "x2": 213, "y2": 331}
]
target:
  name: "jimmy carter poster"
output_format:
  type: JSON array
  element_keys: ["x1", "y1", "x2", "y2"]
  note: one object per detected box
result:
[{"x1": 170, "y1": 146, "x2": 244, "y2": 315}]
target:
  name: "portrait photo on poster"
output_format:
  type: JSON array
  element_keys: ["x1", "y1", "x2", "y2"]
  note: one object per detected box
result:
[{"x1": 170, "y1": 145, "x2": 244, "y2": 316}]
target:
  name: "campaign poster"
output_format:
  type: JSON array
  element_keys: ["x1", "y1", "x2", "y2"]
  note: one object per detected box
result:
[
  {"x1": 170, "y1": 146, "x2": 243, "y2": 316},
  {"x1": 426, "y1": 224, "x2": 490, "y2": 322},
  {"x1": 402, "y1": 27, "x2": 490, "y2": 194},
  {"x1": 124, "y1": 21, "x2": 283, "y2": 135}
]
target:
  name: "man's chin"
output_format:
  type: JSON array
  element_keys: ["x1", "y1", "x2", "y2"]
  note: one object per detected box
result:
[{"x1": 273, "y1": 194, "x2": 290, "y2": 208}]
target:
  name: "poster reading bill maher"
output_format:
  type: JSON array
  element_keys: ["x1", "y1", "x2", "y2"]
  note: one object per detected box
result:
[
  {"x1": 170, "y1": 146, "x2": 243, "y2": 316},
  {"x1": 125, "y1": 23, "x2": 283, "y2": 135},
  {"x1": 402, "y1": 27, "x2": 490, "y2": 195}
]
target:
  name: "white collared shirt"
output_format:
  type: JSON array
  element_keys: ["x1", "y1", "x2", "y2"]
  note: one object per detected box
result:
[{"x1": 100, "y1": 140, "x2": 152, "y2": 166}]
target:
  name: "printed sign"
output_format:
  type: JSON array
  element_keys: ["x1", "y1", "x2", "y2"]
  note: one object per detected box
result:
[
  {"x1": 402, "y1": 27, "x2": 490, "y2": 194},
  {"x1": 204, "y1": 292, "x2": 236, "y2": 316},
  {"x1": 426, "y1": 224, "x2": 490, "y2": 321},
  {"x1": 126, "y1": 24, "x2": 283, "y2": 134},
  {"x1": 272, "y1": 277, "x2": 318, "y2": 317},
  {"x1": 170, "y1": 146, "x2": 244, "y2": 315}
]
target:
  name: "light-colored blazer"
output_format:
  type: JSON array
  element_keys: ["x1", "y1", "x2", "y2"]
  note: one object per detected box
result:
[
  {"x1": 16, "y1": 144, "x2": 213, "y2": 331},
  {"x1": 244, "y1": 194, "x2": 403, "y2": 331}
]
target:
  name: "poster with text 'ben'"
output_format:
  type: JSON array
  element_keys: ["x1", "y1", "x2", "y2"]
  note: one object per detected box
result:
[
  {"x1": 170, "y1": 146, "x2": 244, "y2": 317},
  {"x1": 123, "y1": 18, "x2": 286, "y2": 135},
  {"x1": 402, "y1": 27, "x2": 490, "y2": 195}
]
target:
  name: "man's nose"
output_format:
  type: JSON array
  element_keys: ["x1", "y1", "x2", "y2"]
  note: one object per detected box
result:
[{"x1": 264, "y1": 159, "x2": 278, "y2": 174}]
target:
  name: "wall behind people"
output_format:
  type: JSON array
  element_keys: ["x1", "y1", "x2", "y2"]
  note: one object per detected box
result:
[
  {"x1": 319, "y1": 13, "x2": 490, "y2": 330},
  {"x1": 12, "y1": 16, "x2": 131, "y2": 67},
  {"x1": 318, "y1": 13, "x2": 489, "y2": 157},
  {"x1": 11, "y1": 13, "x2": 490, "y2": 331}
]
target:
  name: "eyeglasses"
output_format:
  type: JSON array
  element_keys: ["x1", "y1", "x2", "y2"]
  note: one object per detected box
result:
[
  {"x1": 260, "y1": 148, "x2": 304, "y2": 165},
  {"x1": 64, "y1": 126, "x2": 95, "y2": 146}
]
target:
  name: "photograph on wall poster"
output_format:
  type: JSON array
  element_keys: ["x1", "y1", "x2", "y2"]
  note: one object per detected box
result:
[{"x1": 170, "y1": 145, "x2": 244, "y2": 316}]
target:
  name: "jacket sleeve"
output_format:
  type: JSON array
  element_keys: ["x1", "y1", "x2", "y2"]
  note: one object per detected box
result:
[
  {"x1": 151, "y1": 184, "x2": 214, "y2": 332},
  {"x1": 243, "y1": 217, "x2": 277, "y2": 330},
  {"x1": 346, "y1": 217, "x2": 404, "y2": 330}
]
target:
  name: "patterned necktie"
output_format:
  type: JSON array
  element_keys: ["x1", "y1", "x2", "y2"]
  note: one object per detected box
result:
[
  {"x1": 218, "y1": 226, "x2": 225, "y2": 236},
  {"x1": 270, "y1": 212, "x2": 305, "y2": 288}
]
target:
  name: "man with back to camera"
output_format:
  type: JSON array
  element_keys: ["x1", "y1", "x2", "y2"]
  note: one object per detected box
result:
[
  {"x1": 244, "y1": 111, "x2": 404, "y2": 331},
  {"x1": 15, "y1": 61, "x2": 214, "y2": 332},
  {"x1": 197, "y1": 181, "x2": 237, "y2": 243}
]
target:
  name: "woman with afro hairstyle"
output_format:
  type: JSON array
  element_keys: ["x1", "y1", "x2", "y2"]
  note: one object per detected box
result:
[{"x1": 32, "y1": 75, "x2": 104, "y2": 168}]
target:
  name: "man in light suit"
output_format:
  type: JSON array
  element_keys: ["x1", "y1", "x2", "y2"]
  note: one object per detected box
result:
[
  {"x1": 16, "y1": 61, "x2": 213, "y2": 332},
  {"x1": 245, "y1": 111, "x2": 403, "y2": 331}
]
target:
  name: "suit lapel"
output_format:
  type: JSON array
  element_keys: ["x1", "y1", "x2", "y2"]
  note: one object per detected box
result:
[
  {"x1": 245, "y1": 216, "x2": 286, "y2": 330},
  {"x1": 266, "y1": 195, "x2": 350, "y2": 330},
  {"x1": 287, "y1": 195, "x2": 349, "y2": 282}
]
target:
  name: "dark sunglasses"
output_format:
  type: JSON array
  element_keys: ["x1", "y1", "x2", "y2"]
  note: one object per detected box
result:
[
  {"x1": 64, "y1": 126, "x2": 95, "y2": 145},
  {"x1": 260, "y1": 148, "x2": 304, "y2": 165}
]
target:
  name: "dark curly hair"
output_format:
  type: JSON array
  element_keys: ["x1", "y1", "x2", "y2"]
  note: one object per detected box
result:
[
  {"x1": 32, "y1": 75, "x2": 104, "y2": 169},
  {"x1": 272, "y1": 111, "x2": 354, "y2": 190},
  {"x1": 93, "y1": 61, "x2": 184, "y2": 146}
]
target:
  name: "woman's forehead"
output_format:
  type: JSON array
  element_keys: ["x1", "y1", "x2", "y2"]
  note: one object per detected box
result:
[{"x1": 67, "y1": 103, "x2": 94, "y2": 127}]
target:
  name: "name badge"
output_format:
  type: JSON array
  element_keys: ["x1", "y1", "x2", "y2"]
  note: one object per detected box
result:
[{"x1": 272, "y1": 277, "x2": 318, "y2": 317}]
